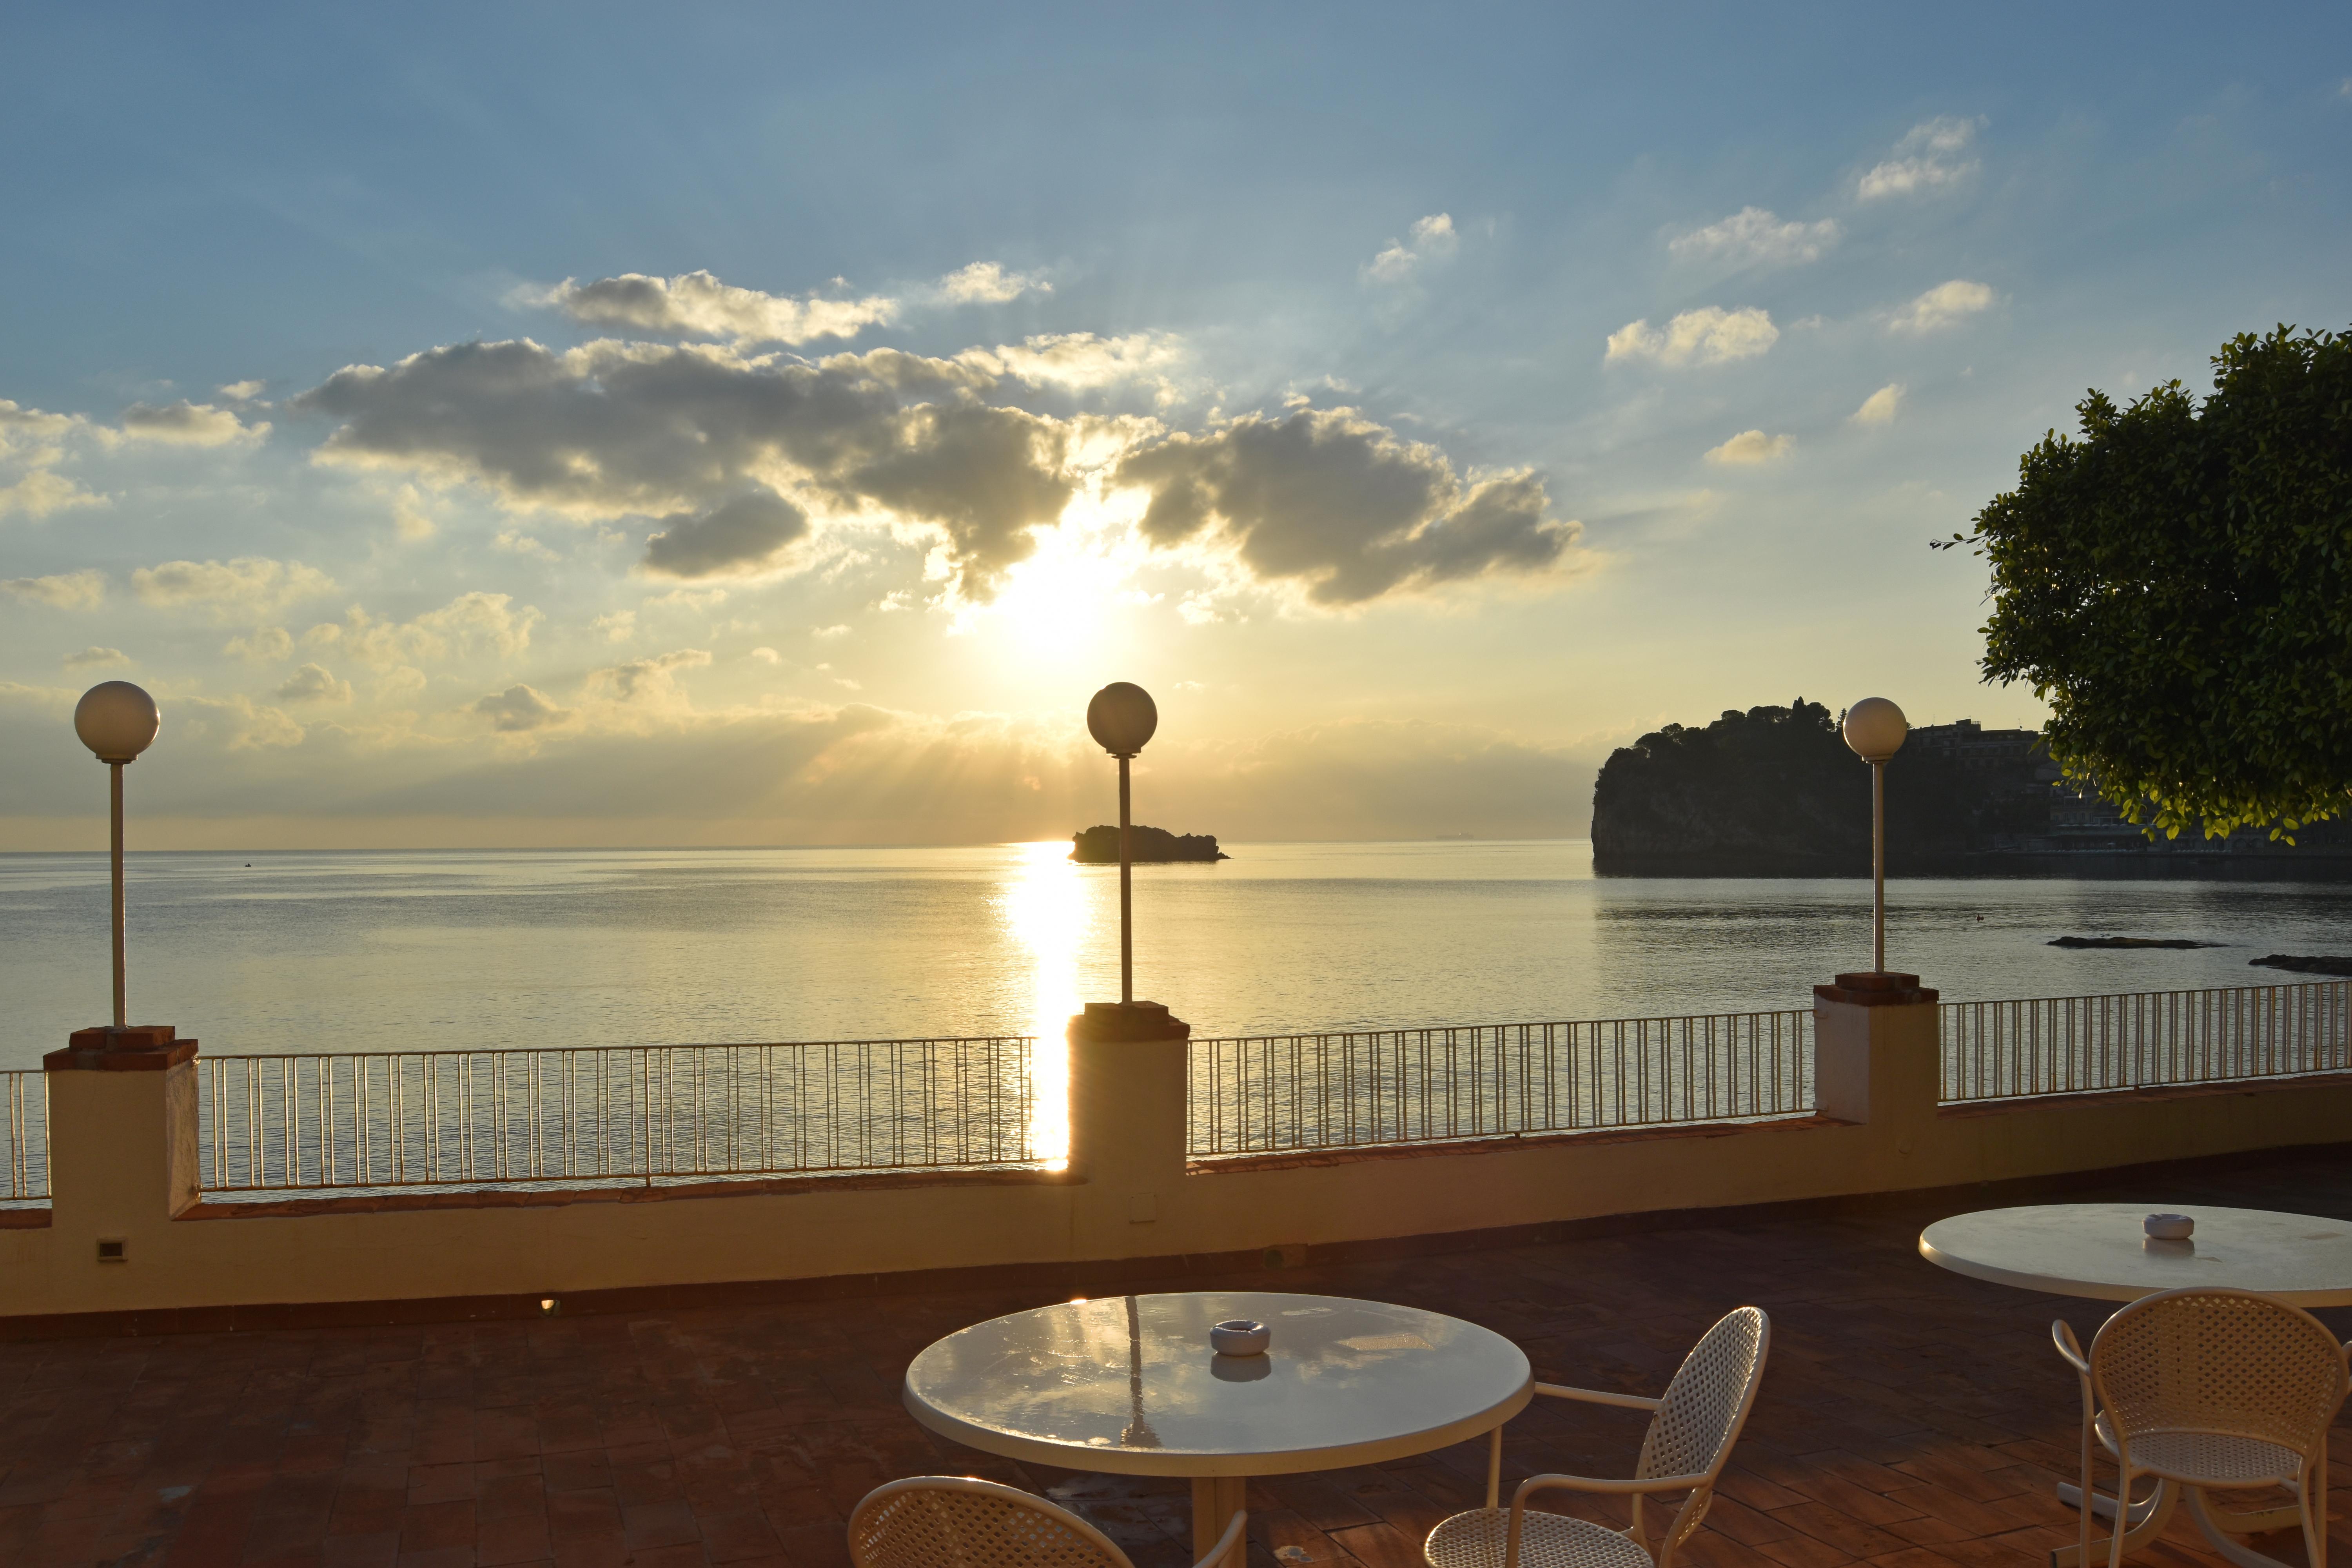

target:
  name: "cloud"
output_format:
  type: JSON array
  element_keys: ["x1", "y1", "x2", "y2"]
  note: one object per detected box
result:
[
  {"x1": 132, "y1": 558, "x2": 336, "y2": 617},
  {"x1": 524, "y1": 270, "x2": 898, "y2": 345},
  {"x1": 592, "y1": 610, "x2": 636, "y2": 644},
  {"x1": 1889, "y1": 279, "x2": 1995, "y2": 334},
  {"x1": 1364, "y1": 213, "x2": 1458, "y2": 284},
  {"x1": 1668, "y1": 208, "x2": 1839, "y2": 268},
  {"x1": 294, "y1": 338, "x2": 1077, "y2": 601},
  {"x1": 932, "y1": 262, "x2": 1051, "y2": 305},
  {"x1": 2, "y1": 569, "x2": 106, "y2": 609},
  {"x1": 1114, "y1": 407, "x2": 1581, "y2": 606},
  {"x1": 176, "y1": 694, "x2": 304, "y2": 751},
  {"x1": 812, "y1": 624, "x2": 849, "y2": 639},
  {"x1": 1858, "y1": 116, "x2": 1983, "y2": 200},
  {"x1": 120, "y1": 399, "x2": 267, "y2": 445},
  {"x1": 275, "y1": 663, "x2": 354, "y2": 704},
  {"x1": 472, "y1": 684, "x2": 572, "y2": 733},
  {"x1": 583, "y1": 648, "x2": 713, "y2": 717},
  {"x1": 306, "y1": 591, "x2": 541, "y2": 670},
  {"x1": 389, "y1": 483, "x2": 437, "y2": 541},
  {"x1": 216, "y1": 380, "x2": 267, "y2": 402},
  {"x1": 957, "y1": 332, "x2": 1186, "y2": 395},
  {"x1": 0, "y1": 405, "x2": 106, "y2": 517},
  {"x1": 63, "y1": 646, "x2": 128, "y2": 669},
  {"x1": 748, "y1": 646, "x2": 782, "y2": 664},
  {"x1": 1851, "y1": 384, "x2": 1905, "y2": 425},
  {"x1": 1703, "y1": 430, "x2": 1793, "y2": 466},
  {"x1": 1605, "y1": 307, "x2": 1779, "y2": 367},
  {"x1": 641, "y1": 486, "x2": 811, "y2": 578},
  {"x1": 224, "y1": 626, "x2": 294, "y2": 662}
]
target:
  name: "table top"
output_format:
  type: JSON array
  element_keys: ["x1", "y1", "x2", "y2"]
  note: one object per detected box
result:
[
  {"x1": 1919, "y1": 1203, "x2": 2352, "y2": 1305},
  {"x1": 901, "y1": 1291, "x2": 1534, "y2": 1477}
]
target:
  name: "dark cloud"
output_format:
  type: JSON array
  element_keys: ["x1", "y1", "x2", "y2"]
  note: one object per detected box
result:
[
  {"x1": 643, "y1": 489, "x2": 810, "y2": 578},
  {"x1": 1115, "y1": 409, "x2": 1577, "y2": 604},
  {"x1": 292, "y1": 340, "x2": 1067, "y2": 598},
  {"x1": 472, "y1": 684, "x2": 570, "y2": 732}
]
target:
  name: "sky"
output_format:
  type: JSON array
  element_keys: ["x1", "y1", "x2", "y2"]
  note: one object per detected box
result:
[{"x1": 1, "y1": 3, "x2": 2347, "y2": 850}]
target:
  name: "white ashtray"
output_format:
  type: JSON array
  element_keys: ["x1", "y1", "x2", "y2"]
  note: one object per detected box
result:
[
  {"x1": 2145, "y1": 1213, "x2": 2194, "y2": 1240},
  {"x1": 1211, "y1": 1318, "x2": 1270, "y2": 1356}
]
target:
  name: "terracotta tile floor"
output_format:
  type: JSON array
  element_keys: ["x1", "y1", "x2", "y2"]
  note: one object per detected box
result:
[{"x1": 5, "y1": 1148, "x2": 2352, "y2": 1568}]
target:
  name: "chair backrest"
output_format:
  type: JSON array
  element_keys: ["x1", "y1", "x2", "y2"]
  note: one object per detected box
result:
[
  {"x1": 2089, "y1": 1287, "x2": 2347, "y2": 1459},
  {"x1": 849, "y1": 1476, "x2": 1135, "y2": 1568},
  {"x1": 1637, "y1": 1305, "x2": 1772, "y2": 1485}
]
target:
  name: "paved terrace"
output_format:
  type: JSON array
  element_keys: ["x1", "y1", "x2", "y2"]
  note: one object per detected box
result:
[{"x1": 5, "y1": 1147, "x2": 2350, "y2": 1568}]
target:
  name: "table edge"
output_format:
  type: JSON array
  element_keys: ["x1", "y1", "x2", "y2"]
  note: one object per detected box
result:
[
  {"x1": 1916, "y1": 1231, "x2": 2352, "y2": 1307},
  {"x1": 902, "y1": 1374, "x2": 1534, "y2": 1477}
]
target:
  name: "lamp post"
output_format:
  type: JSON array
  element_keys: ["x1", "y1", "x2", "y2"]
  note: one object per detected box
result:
[
  {"x1": 1841, "y1": 697, "x2": 1908, "y2": 975},
  {"x1": 1086, "y1": 681, "x2": 1158, "y2": 1006},
  {"x1": 73, "y1": 681, "x2": 160, "y2": 1029}
]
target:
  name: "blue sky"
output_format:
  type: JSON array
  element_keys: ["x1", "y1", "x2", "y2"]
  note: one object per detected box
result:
[{"x1": 2, "y1": 4, "x2": 2347, "y2": 847}]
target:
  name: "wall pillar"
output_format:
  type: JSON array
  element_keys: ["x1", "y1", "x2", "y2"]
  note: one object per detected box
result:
[
  {"x1": 43, "y1": 1025, "x2": 200, "y2": 1280},
  {"x1": 1813, "y1": 972, "x2": 1940, "y2": 1184},
  {"x1": 1066, "y1": 1001, "x2": 1191, "y2": 1258}
]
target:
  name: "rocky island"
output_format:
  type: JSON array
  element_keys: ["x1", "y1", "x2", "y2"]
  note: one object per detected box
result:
[
  {"x1": 1589, "y1": 699, "x2": 2352, "y2": 877},
  {"x1": 1069, "y1": 826, "x2": 1229, "y2": 863}
]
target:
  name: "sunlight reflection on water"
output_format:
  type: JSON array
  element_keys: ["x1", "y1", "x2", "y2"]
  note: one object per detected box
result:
[{"x1": 1003, "y1": 838, "x2": 1082, "y2": 1165}]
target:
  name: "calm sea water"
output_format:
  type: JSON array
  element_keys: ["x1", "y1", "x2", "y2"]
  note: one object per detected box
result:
[{"x1": 3, "y1": 840, "x2": 2352, "y2": 1071}]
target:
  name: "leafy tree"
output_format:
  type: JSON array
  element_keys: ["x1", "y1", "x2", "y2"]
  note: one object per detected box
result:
[{"x1": 1947, "y1": 325, "x2": 2352, "y2": 840}]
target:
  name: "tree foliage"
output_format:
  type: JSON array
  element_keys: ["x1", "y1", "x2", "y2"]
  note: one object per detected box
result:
[{"x1": 1955, "y1": 325, "x2": 2352, "y2": 840}]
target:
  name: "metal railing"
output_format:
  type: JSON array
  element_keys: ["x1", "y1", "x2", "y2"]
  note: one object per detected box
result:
[
  {"x1": 1941, "y1": 980, "x2": 2352, "y2": 1102},
  {"x1": 1188, "y1": 1010, "x2": 1815, "y2": 1157},
  {"x1": 197, "y1": 1036, "x2": 1038, "y2": 1196},
  {"x1": 2, "y1": 1071, "x2": 47, "y2": 1206}
]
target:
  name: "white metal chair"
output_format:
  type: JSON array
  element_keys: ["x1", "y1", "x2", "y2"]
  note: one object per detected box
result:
[
  {"x1": 1424, "y1": 1306, "x2": 1770, "y2": 1568},
  {"x1": 850, "y1": 1476, "x2": 1248, "y2": 1568},
  {"x1": 2052, "y1": 1286, "x2": 2348, "y2": 1568}
]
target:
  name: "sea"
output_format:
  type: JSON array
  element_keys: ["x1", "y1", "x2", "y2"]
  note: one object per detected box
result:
[{"x1": 5, "y1": 840, "x2": 2352, "y2": 1072}]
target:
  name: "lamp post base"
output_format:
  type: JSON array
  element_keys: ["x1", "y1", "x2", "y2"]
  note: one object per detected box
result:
[
  {"x1": 1812, "y1": 972, "x2": 1938, "y2": 1006},
  {"x1": 44, "y1": 1024, "x2": 197, "y2": 1071},
  {"x1": 1066, "y1": 1000, "x2": 1192, "y2": 1044}
]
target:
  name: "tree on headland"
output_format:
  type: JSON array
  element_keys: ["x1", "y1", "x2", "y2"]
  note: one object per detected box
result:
[{"x1": 1944, "y1": 325, "x2": 2352, "y2": 840}]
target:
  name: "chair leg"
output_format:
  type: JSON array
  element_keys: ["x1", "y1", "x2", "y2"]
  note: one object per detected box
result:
[
  {"x1": 2303, "y1": 1452, "x2": 2326, "y2": 1568},
  {"x1": 1487, "y1": 1427, "x2": 1502, "y2": 1511},
  {"x1": 2107, "y1": 1465, "x2": 2134, "y2": 1568}
]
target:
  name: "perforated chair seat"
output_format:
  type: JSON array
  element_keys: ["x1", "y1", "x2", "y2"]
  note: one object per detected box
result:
[
  {"x1": 2121, "y1": 1430, "x2": 2305, "y2": 1488},
  {"x1": 1426, "y1": 1508, "x2": 1654, "y2": 1568}
]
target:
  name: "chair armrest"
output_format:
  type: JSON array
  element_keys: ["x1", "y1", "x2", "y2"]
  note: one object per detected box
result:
[
  {"x1": 1514, "y1": 1470, "x2": 1712, "y2": 1503},
  {"x1": 1535, "y1": 1381, "x2": 1662, "y2": 1412},
  {"x1": 2050, "y1": 1320, "x2": 2089, "y2": 1377},
  {"x1": 1189, "y1": 1508, "x2": 1247, "y2": 1568}
]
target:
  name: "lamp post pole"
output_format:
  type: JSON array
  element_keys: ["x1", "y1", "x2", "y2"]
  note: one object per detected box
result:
[
  {"x1": 1871, "y1": 758, "x2": 1886, "y2": 976},
  {"x1": 1117, "y1": 750, "x2": 1134, "y2": 1006},
  {"x1": 1086, "y1": 682, "x2": 1160, "y2": 1016},
  {"x1": 1841, "y1": 697, "x2": 1909, "y2": 976},
  {"x1": 110, "y1": 761, "x2": 127, "y2": 1027},
  {"x1": 74, "y1": 681, "x2": 161, "y2": 1033}
]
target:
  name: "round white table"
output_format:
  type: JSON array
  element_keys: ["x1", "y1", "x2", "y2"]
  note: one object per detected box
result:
[
  {"x1": 1919, "y1": 1203, "x2": 2352, "y2": 1306},
  {"x1": 903, "y1": 1291, "x2": 1533, "y2": 1566},
  {"x1": 1918, "y1": 1203, "x2": 2352, "y2": 1568}
]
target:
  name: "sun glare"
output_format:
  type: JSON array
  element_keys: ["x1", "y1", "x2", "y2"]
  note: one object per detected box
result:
[{"x1": 1005, "y1": 838, "x2": 1089, "y2": 1166}]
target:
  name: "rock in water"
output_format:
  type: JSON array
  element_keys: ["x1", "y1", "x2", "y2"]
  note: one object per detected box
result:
[
  {"x1": 2047, "y1": 935, "x2": 2218, "y2": 949},
  {"x1": 2250, "y1": 954, "x2": 2352, "y2": 976},
  {"x1": 1070, "y1": 826, "x2": 1229, "y2": 863}
]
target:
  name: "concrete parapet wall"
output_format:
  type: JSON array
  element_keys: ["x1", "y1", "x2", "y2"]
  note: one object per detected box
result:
[{"x1": 5, "y1": 994, "x2": 2350, "y2": 1325}]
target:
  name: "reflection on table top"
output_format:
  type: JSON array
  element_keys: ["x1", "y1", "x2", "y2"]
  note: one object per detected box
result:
[
  {"x1": 901, "y1": 1291, "x2": 1534, "y2": 1477},
  {"x1": 1918, "y1": 1203, "x2": 2352, "y2": 1305}
]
